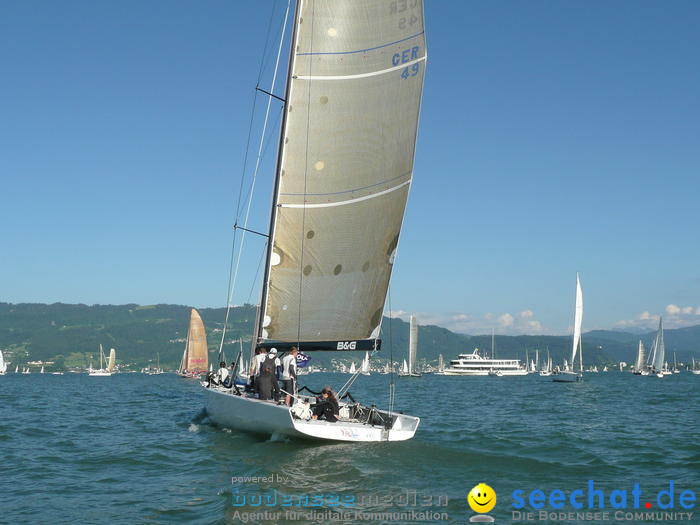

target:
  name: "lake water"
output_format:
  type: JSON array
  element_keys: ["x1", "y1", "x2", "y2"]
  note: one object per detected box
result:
[{"x1": 1, "y1": 371, "x2": 698, "y2": 524}]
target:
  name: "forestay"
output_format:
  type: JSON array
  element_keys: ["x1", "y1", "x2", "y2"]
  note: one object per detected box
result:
[{"x1": 260, "y1": 0, "x2": 427, "y2": 347}]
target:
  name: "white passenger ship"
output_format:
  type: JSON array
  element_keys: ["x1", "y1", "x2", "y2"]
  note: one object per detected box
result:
[{"x1": 442, "y1": 349, "x2": 528, "y2": 376}]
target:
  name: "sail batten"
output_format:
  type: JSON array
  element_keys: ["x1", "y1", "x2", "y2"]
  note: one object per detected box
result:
[{"x1": 259, "y1": 0, "x2": 427, "y2": 345}]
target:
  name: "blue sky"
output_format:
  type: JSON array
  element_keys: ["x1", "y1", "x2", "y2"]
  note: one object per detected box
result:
[{"x1": 1, "y1": 1, "x2": 699, "y2": 335}]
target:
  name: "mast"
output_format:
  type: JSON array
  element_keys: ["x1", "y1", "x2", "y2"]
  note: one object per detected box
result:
[{"x1": 256, "y1": 0, "x2": 301, "y2": 345}]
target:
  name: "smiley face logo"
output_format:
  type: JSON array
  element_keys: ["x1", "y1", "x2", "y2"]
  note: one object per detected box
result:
[{"x1": 468, "y1": 483, "x2": 496, "y2": 514}]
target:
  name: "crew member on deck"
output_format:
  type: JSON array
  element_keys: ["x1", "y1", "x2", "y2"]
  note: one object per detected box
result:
[
  {"x1": 217, "y1": 361, "x2": 229, "y2": 385},
  {"x1": 256, "y1": 348, "x2": 280, "y2": 401},
  {"x1": 312, "y1": 386, "x2": 339, "y2": 422},
  {"x1": 281, "y1": 347, "x2": 298, "y2": 406}
]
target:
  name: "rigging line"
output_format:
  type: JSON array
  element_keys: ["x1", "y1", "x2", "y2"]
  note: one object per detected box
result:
[
  {"x1": 256, "y1": 0, "x2": 280, "y2": 86},
  {"x1": 236, "y1": 105, "x2": 284, "y2": 218},
  {"x1": 229, "y1": 0, "x2": 292, "y2": 309},
  {"x1": 296, "y1": 0, "x2": 314, "y2": 348},
  {"x1": 218, "y1": 1, "x2": 291, "y2": 358},
  {"x1": 247, "y1": 242, "x2": 269, "y2": 305},
  {"x1": 387, "y1": 285, "x2": 395, "y2": 415}
]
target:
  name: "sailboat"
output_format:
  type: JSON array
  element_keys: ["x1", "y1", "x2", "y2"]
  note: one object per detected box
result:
[
  {"x1": 399, "y1": 315, "x2": 421, "y2": 377},
  {"x1": 633, "y1": 340, "x2": 648, "y2": 375},
  {"x1": 692, "y1": 357, "x2": 700, "y2": 375},
  {"x1": 14, "y1": 365, "x2": 19, "y2": 374},
  {"x1": 40, "y1": 366, "x2": 44, "y2": 374},
  {"x1": 646, "y1": 317, "x2": 665, "y2": 378},
  {"x1": 348, "y1": 362, "x2": 357, "y2": 375},
  {"x1": 553, "y1": 273, "x2": 584, "y2": 383},
  {"x1": 89, "y1": 344, "x2": 112, "y2": 376},
  {"x1": 539, "y1": 349, "x2": 553, "y2": 376},
  {"x1": 178, "y1": 308, "x2": 209, "y2": 378},
  {"x1": 673, "y1": 352, "x2": 680, "y2": 373},
  {"x1": 203, "y1": 0, "x2": 425, "y2": 441},
  {"x1": 0, "y1": 350, "x2": 7, "y2": 375},
  {"x1": 435, "y1": 354, "x2": 445, "y2": 375},
  {"x1": 360, "y1": 352, "x2": 371, "y2": 376}
]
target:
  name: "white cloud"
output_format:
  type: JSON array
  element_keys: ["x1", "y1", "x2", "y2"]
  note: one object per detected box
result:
[
  {"x1": 617, "y1": 305, "x2": 700, "y2": 331},
  {"x1": 666, "y1": 304, "x2": 681, "y2": 315},
  {"x1": 498, "y1": 313, "x2": 514, "y2": 328},
  {"x1": 390, "y1": 309, "x2": 547, "y2": 335}
]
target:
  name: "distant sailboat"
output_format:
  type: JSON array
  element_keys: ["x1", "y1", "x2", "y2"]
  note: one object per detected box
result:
[
  {"x1": 692, "y1": 357, "x2": 700, "y2": 375},
  {"x1": 360, "y1": 352, "x2": 371, "y2": 376},
  {"x1": 633, "y1": 341, "x2": 648, "y2": 375},
  {"x1": 0, "y1": 350, "x2": 7, "y2": 375},
  {"x1": 89, "y1": 344, "x2": 112, "y2": 376},
  {"x1": 436, "y1": 354, "x2": 445, "y2": 375},
  {"x1": 399, "y1": 315, "x2": 421, "y2": 377},
  {"x1": 647, "y1": 317, "x2": 665, "y2": 378},
  {"x1": 14, "y1": 365, "x2": 19, "y2": 374},
  {"x1": 553, "y1": 273, "x2": 583, "y2": 383},
  {"x1": 348, "y1": 362, "x2": 357, "y2": 375},
  {"x1": 40, "y1": 366, "x2": 44, "y2": 374},
  {"x1": 539, "y1": 349, "x2": 553, "y2": 376},
  {"x1": 178, "y1": 308, "x2": 209, "y2": 378}
]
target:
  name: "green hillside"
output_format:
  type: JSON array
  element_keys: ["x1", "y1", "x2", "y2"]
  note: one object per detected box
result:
[{"x1": 1, "y1": 302, "x2": 698, "y2": 371}]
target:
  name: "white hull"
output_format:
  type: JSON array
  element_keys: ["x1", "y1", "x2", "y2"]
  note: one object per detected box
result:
[
  {"x1": 89, "y1": 370, "x2": 112, "y2": 376},
  {"x1": 204, "y1": 386, "x2": 419, "y2": 442},
  {"x1": 552, "y1": 371, "x2": 583, "y2": 382},
  {"x1": 442, "y1": 368, "x2": 528, "y2": 376},
  {"x1": 692, "y1": 370, "x2": 700, "y2": 375}
]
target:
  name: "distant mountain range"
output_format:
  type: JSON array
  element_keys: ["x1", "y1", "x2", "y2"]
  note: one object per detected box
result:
[{"x1": 1, "y1": 302, "x2": 698, "y2": 371}]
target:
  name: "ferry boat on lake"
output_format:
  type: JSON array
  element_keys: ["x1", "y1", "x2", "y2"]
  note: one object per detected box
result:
[{"x1": 442, "y1": 349, "x2": 528, "y2": 376}]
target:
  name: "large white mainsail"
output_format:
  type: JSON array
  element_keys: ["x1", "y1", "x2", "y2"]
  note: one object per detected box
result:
[
  {"x1": 409, "y1": 315, "x2": 418, "y2": 374},
  {"x1": 570, "y1": 273, "x2": 583, "y2": 371},
  {"x1": 651, "y1": 317, "x2": 665, "y2": 372},
  {"x1": 634, "y1": 340, "x2": 646, "y2": 373},
  {"x1": 0, "y1": 350, "x2": 6, "y2": 374},
  {"x1": 258, "y1": 0, "x2": 427, "y2": 350}
]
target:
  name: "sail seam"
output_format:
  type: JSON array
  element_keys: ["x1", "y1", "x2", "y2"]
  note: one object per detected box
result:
[
  {"x1": 278, "y1": 180, "x2": 410, "y2": 209},
  {"x1": 295, "y1": 56, "x2": 425, "y2": 81},
  {"x1": 296, "y1": 31, "x2": 424, "y2": 56},
  {"x1": 280, "y1": 171, "x2": 411, "y2": 197}
]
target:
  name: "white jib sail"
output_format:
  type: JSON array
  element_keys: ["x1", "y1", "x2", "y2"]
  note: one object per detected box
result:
[
  {"x1": 570, "y1": 273, "x2": 583, "y2": 368},
  {"x1": 260, "y1": 0, "x2": 427, "y2": 344}
]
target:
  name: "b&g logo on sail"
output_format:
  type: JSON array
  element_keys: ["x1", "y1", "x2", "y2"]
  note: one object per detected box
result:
[{"x1": 337, "y1": 341, "x2": 357, "y2": 350}]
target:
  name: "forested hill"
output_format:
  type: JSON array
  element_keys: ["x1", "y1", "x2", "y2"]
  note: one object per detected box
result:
[{"x1": 1, "y1": 302, "x2": 698, "y2": 370}]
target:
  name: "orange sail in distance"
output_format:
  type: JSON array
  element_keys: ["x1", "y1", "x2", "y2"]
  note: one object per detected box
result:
[{"x1": 181, "y1": 308, "x2": 208, "y2": 375}]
